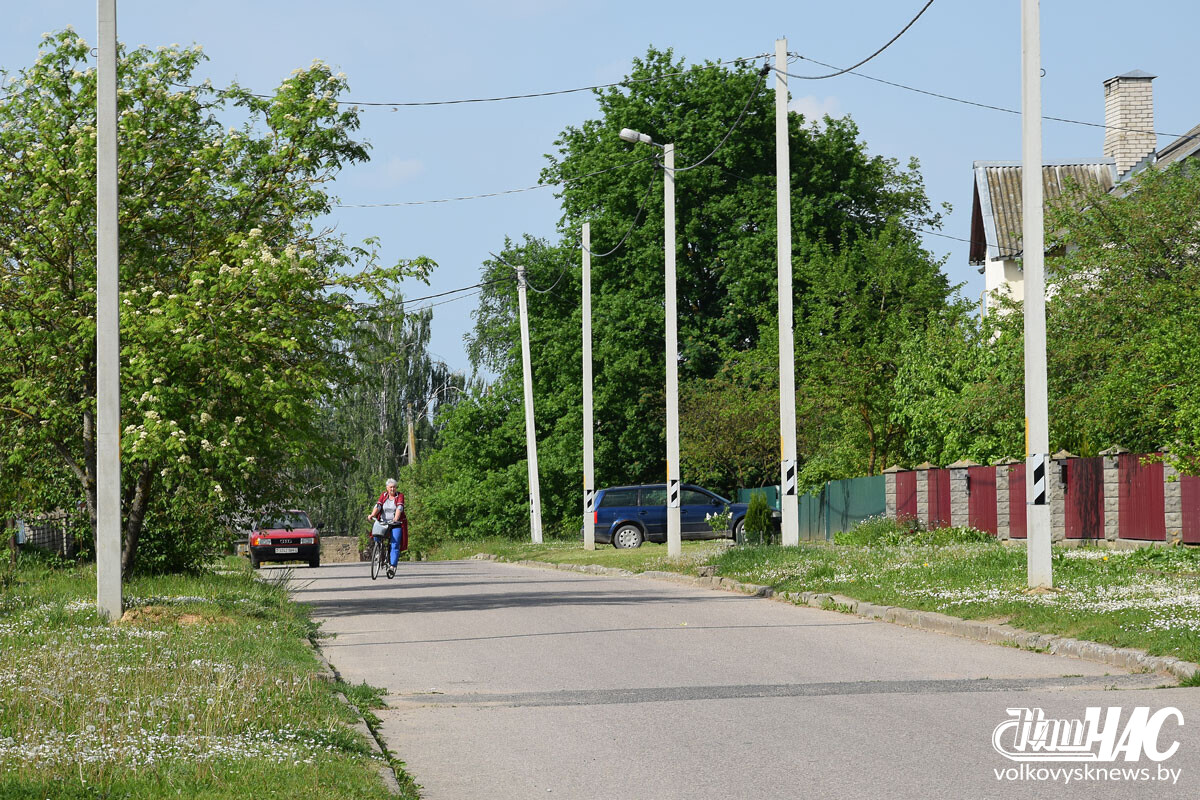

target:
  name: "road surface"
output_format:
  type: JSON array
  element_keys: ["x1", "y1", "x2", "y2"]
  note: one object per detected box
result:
[{"x1": 289, "y1": 559, "x2": 1200, "y2": 799}]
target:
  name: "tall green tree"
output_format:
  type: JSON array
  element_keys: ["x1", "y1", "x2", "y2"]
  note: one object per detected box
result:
[{"x1": 0, "y1": 31, "x2": 426, "y2": 571}]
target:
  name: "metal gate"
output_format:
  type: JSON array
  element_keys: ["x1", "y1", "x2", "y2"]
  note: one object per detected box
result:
[
  {"x1": 1117, "y1": 454, "x2": 1165, "y2": 541},
  {"x1": 927, "y1": 468, "x2": 951, "y2": 529},
  {"x1": 967, "y1": 465, "x2": 998, "y2": 534},
  {"x1": 1180, "y1": 474, "x2": 1200, "y2": 545},
  {"x1": 896, "y1": 471, "x2": 917, "y2": 520},
  {"x1": 1008, "y1": 462, "x2": 1027, "y2": 539},
  {"x1": 1065, "y1": 457, "x2": 1104, "y2": 540}
]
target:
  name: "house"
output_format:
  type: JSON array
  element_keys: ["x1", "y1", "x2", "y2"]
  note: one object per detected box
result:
[{"x1": 969, "y1": 70, "x2": 1198, "y2": 315}]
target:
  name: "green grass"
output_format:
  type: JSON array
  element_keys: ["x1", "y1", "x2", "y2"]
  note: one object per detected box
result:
[
  {"x1": 442, "y1": 534, "x2": 1200, "y2": 668},
  {"x1": 0, "y1": 551, "x2": 409, "y2": 799}
]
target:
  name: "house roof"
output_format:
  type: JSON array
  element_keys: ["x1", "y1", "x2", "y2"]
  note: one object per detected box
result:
[
  {"x1": 968, "y1": 159, "x2": 1117, "y2": 265},
  {"x1": 1155, "y1": 122, "x2": 1200, "y2": 169}
]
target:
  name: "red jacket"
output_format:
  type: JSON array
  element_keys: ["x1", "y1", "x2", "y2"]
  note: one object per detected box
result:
[{"x1": 372, "y1": 490, "x2": 407, "y2": 525}]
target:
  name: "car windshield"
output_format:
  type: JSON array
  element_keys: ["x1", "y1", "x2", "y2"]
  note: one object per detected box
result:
[{"x1": 261, "y1": 512, "x2": 311, "y2": 530}]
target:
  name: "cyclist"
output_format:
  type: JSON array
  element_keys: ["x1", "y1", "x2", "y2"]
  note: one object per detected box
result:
[{"x1": 367, "y1": 478, "x2": 407, "y2": 579}]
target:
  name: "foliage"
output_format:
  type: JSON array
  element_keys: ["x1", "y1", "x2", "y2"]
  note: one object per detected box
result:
[
  {"x1": 422, "y1": 48, "x2": 952, "y2": 540},
  {"x1": 299, "y1": 303, "x2": 464, "y2": 538},
  {"x1": 833, "y1": 514, "x2": 991, "y2": 547},
  {"x1": 0, "y1": 31, "x2": 426, "y2": 572},
  {"x1": 891, "y1": 302, "x2": 1024, "y2": 466},
  {"x1": 895, "y1": 161, "x2": 1200, "y2": 474},
  {"x1": 705, "y1": 508, "x2": 732, "y2": 533},
  {"x1": 744, "y1": 492, "x2": 771, "y2": 540}
]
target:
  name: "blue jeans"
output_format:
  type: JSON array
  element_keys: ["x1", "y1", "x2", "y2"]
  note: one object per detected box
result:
[{"x1": 385, "y1": 523, "x2": 404, "y2": 567}]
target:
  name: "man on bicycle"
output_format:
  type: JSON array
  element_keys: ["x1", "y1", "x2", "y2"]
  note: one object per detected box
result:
[{"x1": 368, "y1": 478, "x2": 407, "y2": 579}]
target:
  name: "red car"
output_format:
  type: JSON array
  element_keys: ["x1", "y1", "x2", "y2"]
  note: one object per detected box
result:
[{"x1": 249, "y1": 510, "x2": 322, "y2": 569}]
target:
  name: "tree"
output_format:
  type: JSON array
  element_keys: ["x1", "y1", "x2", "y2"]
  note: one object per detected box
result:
[
  {"x1": 0, "y1": 31, "x2": 426, "y2": 571},
  {"x1": 419, "y1": 48, "x2": 952, "y2": 538}
]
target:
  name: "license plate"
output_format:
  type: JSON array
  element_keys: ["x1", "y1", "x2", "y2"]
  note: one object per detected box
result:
[{"x1": 276, "y1": 547, "x2": 298, "y2": 554}]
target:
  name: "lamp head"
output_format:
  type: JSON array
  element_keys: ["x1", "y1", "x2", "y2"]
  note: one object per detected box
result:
[{"x1": 618, "y1": 128, "x2": 654, "y2": 146}]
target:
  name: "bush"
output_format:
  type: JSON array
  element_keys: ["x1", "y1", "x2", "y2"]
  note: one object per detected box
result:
[
  {"x1": 744, "y1": 492, "x2": 772, "y2": 544},
  {"x1": 836, "y1": 515, "x2": 993, "y2": 547}
]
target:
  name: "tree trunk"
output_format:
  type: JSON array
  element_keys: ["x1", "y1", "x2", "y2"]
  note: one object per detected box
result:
[{"x1": 120, "y1": 464, "x2": 154, "y2": 575}]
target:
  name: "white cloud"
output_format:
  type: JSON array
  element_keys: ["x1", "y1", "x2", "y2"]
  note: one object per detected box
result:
[
  {"x1": 789, "y1": 95, "x2": 841, "y2": 124},
  {"x1": 383, "y1": 158, "x2": 425, "y2": 183}
]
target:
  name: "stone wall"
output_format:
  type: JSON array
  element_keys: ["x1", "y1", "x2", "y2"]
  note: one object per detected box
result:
[{"x1": 320, "y1": 536, "x2": 362, "y2": 564}]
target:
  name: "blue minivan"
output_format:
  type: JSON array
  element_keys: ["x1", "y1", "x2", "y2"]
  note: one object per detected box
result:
[{"x1": 590, "y1": 484, "x2": 749, "y2": 548}]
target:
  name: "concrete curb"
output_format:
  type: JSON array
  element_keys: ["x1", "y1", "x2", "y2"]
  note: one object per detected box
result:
[
  {"x1": 484, "y1": 556, "x2": 1200, "y2": 682},
  {"x1": 305, "y1": 639, "x2": 403, "y2": 796}
]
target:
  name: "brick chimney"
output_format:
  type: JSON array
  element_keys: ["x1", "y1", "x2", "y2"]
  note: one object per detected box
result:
[{"x1": 1103, "y1": 70, "x2": 1156, "y2": 177}]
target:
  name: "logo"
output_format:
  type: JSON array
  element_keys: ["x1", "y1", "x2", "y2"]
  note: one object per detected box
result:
[{"x1": 993, "y1": 707, "x2": 1184, "y2": 763}]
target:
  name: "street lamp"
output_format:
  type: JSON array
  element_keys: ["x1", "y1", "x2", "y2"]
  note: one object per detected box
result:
[{"x1": 619, "y1": 127, "x2": 682, "y2": 559}]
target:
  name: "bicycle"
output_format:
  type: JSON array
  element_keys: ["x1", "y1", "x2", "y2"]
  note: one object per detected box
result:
[{"x1": 369, "y1": 529, "x2": 388, "y2": 581}]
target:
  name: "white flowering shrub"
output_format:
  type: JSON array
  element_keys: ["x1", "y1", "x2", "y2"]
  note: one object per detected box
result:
[{"x1": 0, "y1": 31, "x2": 431, "y2": 572}]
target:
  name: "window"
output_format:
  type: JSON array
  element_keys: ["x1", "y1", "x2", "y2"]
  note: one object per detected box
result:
[
  {"x1": 262, "y1": 511, "x2": 312, "y2": 530},
  {"x1": 680, "y1": 489, "x2": 716, "y2": 506},
  {"x1": 598, "y1": 489, "x2": 638, "y2": 508},
  {"x1": 639, "y1": 487, "x2": 666, "y2": 506}
]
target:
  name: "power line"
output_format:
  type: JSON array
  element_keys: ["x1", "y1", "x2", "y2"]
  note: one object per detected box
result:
[
  {"x1": 675, "y1": 63, "x2": 771, "y2": 173},
  {"x1": 175, "y1": 54, "x2": 769, "y2": 110},
  {"x1": 786, "y1": 53, "x2": 1200, "y2": 144},
  {"x1": 778, "y1": 0, "x2": 935, "y2": 81},
  {"x1": 582, "y1": 170, "x2": 659, "y2": 258},
  {"x1": 335, "y1": 154, "x2": 656, "y2": 208},
  {"x1": 400, "y1": 277, "x2": 513, "y2": 304}
]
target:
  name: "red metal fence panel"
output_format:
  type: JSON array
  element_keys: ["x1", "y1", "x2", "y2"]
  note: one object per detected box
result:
[
  {"x1": 1008, "y1": 463, "x2": 1026, "y2": 539},
  {"x1": 1183, "y1": 475, "x2": 1200, "y2": 545},
  {"x1": 896, "y1": 472, "x2": 917, "y2": 520},
  {"x1": 927, "y1": 468, "x2": 951, "y2": 529},
  {"x1": 1117, "y1": 454, "x2": 1165, "y2": 541},
  {"x1": 1065, "y1": 457, "x2": 1104, "y2": 540},
  {"x1": 967, "y1": 466, "x2": 998, "y2": 534}
]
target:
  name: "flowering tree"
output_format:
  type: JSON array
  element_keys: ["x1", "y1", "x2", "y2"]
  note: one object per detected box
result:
[{"x1": 0, "y1": 31, "x2": 428, "y2": 571}]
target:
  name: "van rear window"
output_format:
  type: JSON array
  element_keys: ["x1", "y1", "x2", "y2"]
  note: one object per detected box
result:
[{"x1": 598, "y1": 489, "x2": 638, "y2": 508}]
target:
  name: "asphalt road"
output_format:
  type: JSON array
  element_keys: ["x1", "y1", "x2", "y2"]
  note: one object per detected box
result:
[{"x1": 289, "y1": 559, "x2": 1200, "y2": 800}]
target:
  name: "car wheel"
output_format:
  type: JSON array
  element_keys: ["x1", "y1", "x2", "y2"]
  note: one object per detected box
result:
[
  {"x1": 612, "y1": 525, "x2": 644, "y2": 549},
  {"x1": 733, "y1": 519, "x2": 744, "y2": 545},
  {"x1": 309, "y1": 557, "x2": 320, "y2": 569},
  {"x1": 250, "y1": 554, "x2": 261, "y2": 570}
]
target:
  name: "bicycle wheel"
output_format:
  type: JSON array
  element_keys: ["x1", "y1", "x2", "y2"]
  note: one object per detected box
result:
[{"x1": 370, "y1": 537, "x2": 382, "y2": 581}]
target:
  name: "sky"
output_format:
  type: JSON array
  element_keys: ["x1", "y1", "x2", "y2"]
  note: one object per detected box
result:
[{"x1": 3, "y1": 1, "x2": 1198, "y2": 375}]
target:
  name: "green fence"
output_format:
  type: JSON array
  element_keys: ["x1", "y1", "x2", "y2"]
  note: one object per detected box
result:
[{"x1": 742, "y1": 475, "x2": 886, "y2": 542}]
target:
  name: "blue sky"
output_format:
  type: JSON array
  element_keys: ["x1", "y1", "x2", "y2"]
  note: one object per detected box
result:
[{"x1": 4, "y1": 1, "x2": 1198, "y2": 374}]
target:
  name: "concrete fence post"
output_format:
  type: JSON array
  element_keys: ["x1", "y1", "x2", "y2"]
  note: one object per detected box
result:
[
  {"x1": 993, "y1": 458, "x2": 1018, "y2": 541},
  {"x1": 947, "y1": 459, "x2": 977, "y2": 528},
  {"x1": 1050, "y1": 450, "x2": 1076, "y2": 544},
  {"x1": 1164, "y1": 458, "x2": 1184, "y2": 546},
  {"x1": 883, "y1": 465, "x2": 901, "y2": 518},
  {"x1": 1099, "y1": 445, "x2": 1125, "y2": 542},
  {"x1": 915, "y1": 462, "x2": 933, "y2": 528}
]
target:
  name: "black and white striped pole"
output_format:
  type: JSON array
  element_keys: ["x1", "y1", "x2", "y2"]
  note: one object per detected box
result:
[
  {"x1": 775, "y1": 37, "x2": 800, "y2": 546},
  {"x1": 1021, "y1": 0, "x2": 1053, "y2": 587}
]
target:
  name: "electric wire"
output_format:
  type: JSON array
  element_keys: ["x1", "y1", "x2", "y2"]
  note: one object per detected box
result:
[
  {"x1": 581, "y1": 170, "x2": 659, "y2": 258},
  {"x1": 777, "y1": 0, "x2": 935, "y2": 81},
  {"x1": 785, "y1": 53, "x2": 1200, "y2": 144},
  {"x1": 673, "y1": 63, "x2": 771, "y2": 174},
  {"x1": 174, "y1": 54, "x2": 769, "y2": 110},
  {"x1": 335, "y1": 154, "x2": 657, "y2": 208}
]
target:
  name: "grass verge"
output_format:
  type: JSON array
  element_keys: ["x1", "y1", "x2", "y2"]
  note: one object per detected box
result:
[
  {"x1": 432, "y1": 534, "x2": 1200, "y2": 671},
  {"x1": 0, "y1": 551, "x2": 408, "y2": 799}
]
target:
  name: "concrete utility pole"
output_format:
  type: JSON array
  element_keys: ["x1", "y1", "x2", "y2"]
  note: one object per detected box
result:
[
  {"x1": 407, "y1": 402, "x2": 418, "y2": 465},
  {"x1": 775, "y1": 37, "x2": 799, "y2": 547},
  {"x1": 1021, "y1": 0, "x2": 1053, "y2": 588},
  {"x1": 581, "y1": 223, "x2": 596, "y2": 551},
  {"x1": 96, "y1": 0, "x2": 123, "y2": 620},
  {"x1": 663, "y1": 143, "x2": 681, "y2": 559},
  {"x1": 516, "y1": 265, "x2": 544, "y2": 543}
]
